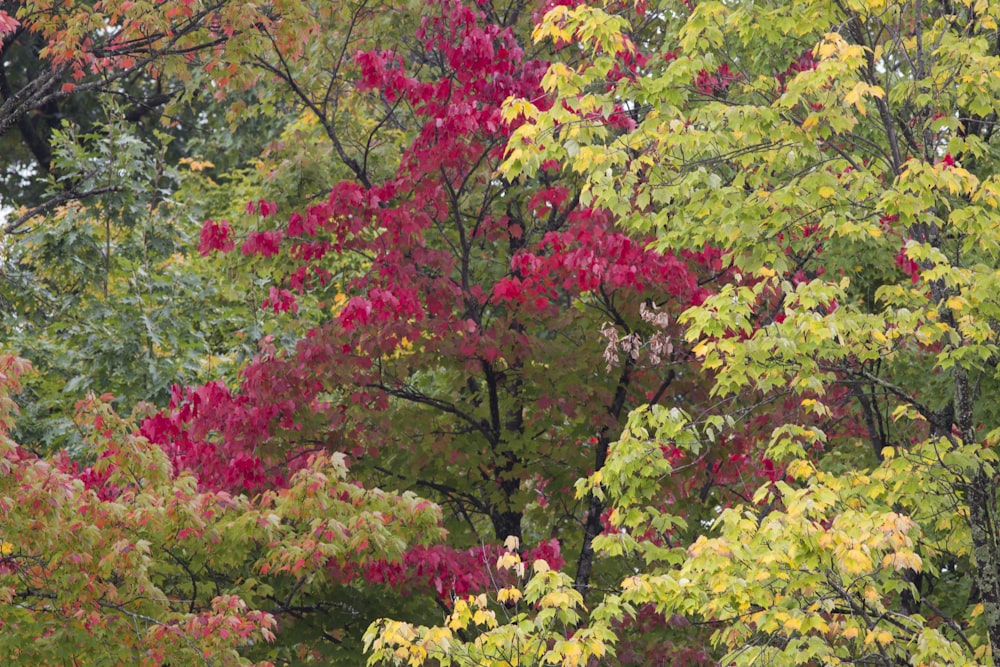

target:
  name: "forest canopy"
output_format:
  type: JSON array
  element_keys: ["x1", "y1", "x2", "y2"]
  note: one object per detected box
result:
[{"x1": 1, "y1": 0, "x2": 999, "y2": 665}]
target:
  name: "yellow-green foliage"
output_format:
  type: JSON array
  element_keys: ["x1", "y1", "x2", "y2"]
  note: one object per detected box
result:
[{"x1": 368, "y1": 0, "x2": 1000, "y2": 664}]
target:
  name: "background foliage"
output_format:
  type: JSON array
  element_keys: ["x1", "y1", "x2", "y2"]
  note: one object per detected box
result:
[{"x1": 2, "y1": 0, "x2": 1000, "y2": 665}]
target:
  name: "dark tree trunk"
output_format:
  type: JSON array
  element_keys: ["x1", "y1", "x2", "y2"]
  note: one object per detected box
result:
[{"x1": 968, "y1": 468, "x2": 1000, "y2": 660}]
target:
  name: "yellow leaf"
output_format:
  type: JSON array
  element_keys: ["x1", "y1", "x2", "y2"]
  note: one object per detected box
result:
[
  {"x1": 890, "y1": 405, "x2": 910, "y2": 421},
  {"x1": 497, "y1": 551, "x2": 520, "y2": 570},
  {"x1": 843, "y1": 81, "x2": 875, "y2": 107},
  {"x1": 448, "y1": 599, "x2": 470, "y2": 631},
  {"x1": 621, "y1": 575, "x2": 647, "y2": 592},
  {"x1": 472, "y1": 609, "x2": 497, "y2": 628},
  {"x1": 560, "y1": 641, "x2": 583, "y2": 666},
  {"x1": 497, "y1": 587, "x2": 522, "y2": 604},
  {"x1": 818, "y1": 186, "x2": 836, "y2": 199},
  {"x1": 787, "y1": 460, "x2": 814, "y2": 479},
  {"x1": 503, "y1": 98, "x2": 538, "y2": 122},
  {"x1": 946, "y1": 296, "x2": 965, "y2": 311},
  {"x1": 801, "y1": 115, "x2": 819, "y2": 131},
  {"x1": 540, "y1": 589, "x2": 570, "y2": 608},
  {"x1": 816, "y1": 34, "x2": 845, "y2": 60},
  {"x1": 424, "y1": 626, "x2": 452, "y2": 647},
  {"x1": 179, "y1": 157, "x2": 215, "y2": 172},
  {"x1": 882, "y1": 551, "x2": 922, "y2": 572},
  {"x1": 841, "y1": 548, "x2": 873, "y2": 575},
  {"x1": 408, "y1": 644, "x2": 427, "y2": 665}
]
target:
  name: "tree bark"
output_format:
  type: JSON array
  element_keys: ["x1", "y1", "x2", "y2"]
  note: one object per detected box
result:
[
  {"x1": 967, "y1": 467, "x2": 1000, "y2": 661},
  {"x1": 574, "y1": 433, "x2": 609, "y2": 594},
  {"x1": 574, "y1": 353, "x2": 642, "y2": 593}
]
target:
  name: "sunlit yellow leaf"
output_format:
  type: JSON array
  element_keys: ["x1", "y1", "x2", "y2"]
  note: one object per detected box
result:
[
  {"x1": 841, "y1": 548, "x2": 873, "y2": 574},
  {"x1": 497, "y1": 587, "x2": 522, "y2": 604},
  {"x1": 497, "y1": 551, "x2": 520, "y2": 570},
  {"x1": 692, "y1": 340, "x2": 711, "y2": 357}
]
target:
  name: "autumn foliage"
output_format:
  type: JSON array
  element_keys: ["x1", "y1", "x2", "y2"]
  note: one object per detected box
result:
[{"x1": 5, "y1": 0, "x2": 1000, "y2": 665}]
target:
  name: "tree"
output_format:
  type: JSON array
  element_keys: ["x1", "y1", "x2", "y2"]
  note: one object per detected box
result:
[
  {"x1": 0, "y1": 355, "x2": 443, "y2": 665},
  {"x1": 153, "y1": 0, "x2": 719, "y2": 577},
  {"x1": 367, "y1": 0, "x2": 1000, "y2": 664},
  {"x1": 142, "y1": 1, "x2": 863, "y2": 660},
  {"x1": 0, "y1": 0, "x2": 337, "y2": 453},
  {"x1": 135, "y1": 0, "x2": 785, "y2": 659},
  {"x1": 0, "y1": 0, "x2": 318, "y2": 211},
  {"x1": 0, "y1": 5, "x2": 459, "y2": 658}
]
